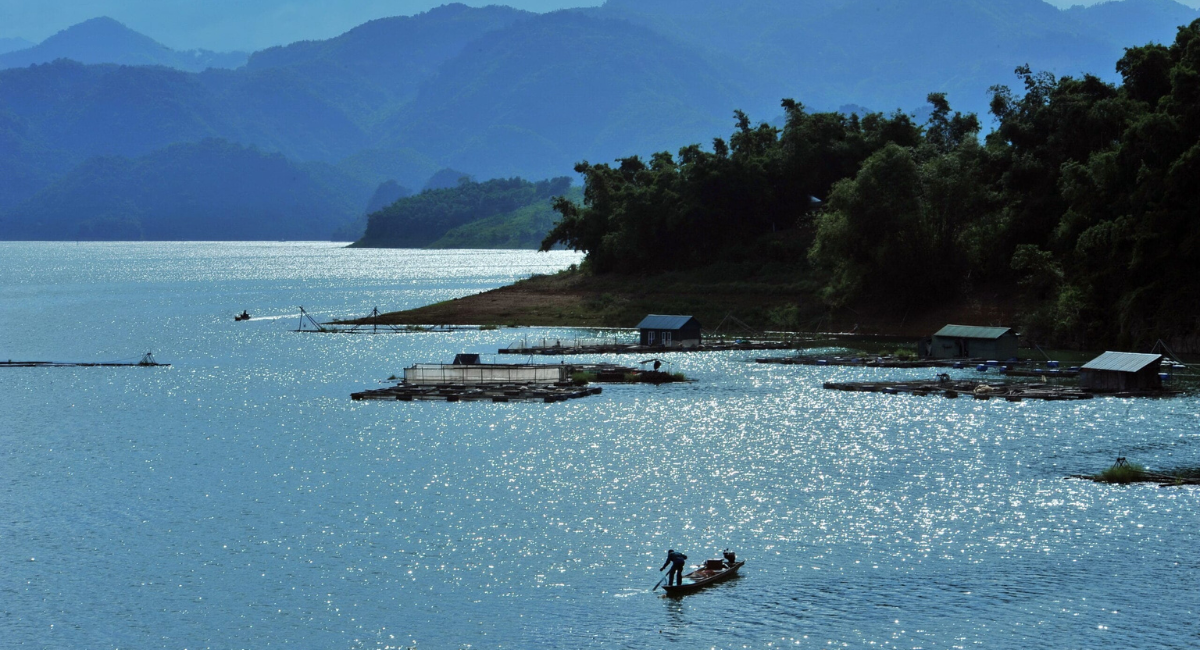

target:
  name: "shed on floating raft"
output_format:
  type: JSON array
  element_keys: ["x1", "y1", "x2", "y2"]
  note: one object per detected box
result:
[
  {"x1": 636, "y1": 314, "x2": 702, "y2": 348},
  {"x1": 923, "y1": 324, "x2": 1019, "y2": 360},
  {"x1": 1079, "y1": 351, "x2": 1163, "y2": 392}
]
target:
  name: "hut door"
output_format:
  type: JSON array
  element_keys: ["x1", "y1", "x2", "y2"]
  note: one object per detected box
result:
[{"x1": 664, "y1": 332, "x2": 672, "y2": 346}]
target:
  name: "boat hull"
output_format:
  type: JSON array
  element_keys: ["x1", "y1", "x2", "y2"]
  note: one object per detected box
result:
[{"x1": 662, "y1": 561, "x2": 744, "y2": 595}]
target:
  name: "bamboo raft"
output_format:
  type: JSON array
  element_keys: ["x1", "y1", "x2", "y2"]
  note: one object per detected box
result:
[
  {"x1": 759, "y1": 356, "x2": 964, "y2": 368},
  {"x1": 351, "y1": 383, "x2": 603, "y2": 403},
  {"x1": 823, "y1": 379, "x2": 1179, "y2": 400},
  {"x1": 757, "y1": 356, "x2": 1075, "y2": 376},
  {"x1": 822, "y1": 379, "x2": 1094, "y2": 401}
]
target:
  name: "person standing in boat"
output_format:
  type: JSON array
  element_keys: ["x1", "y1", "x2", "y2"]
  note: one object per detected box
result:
[{"x1": 660, "y1": 549, "x2": 687, "y2": 586}]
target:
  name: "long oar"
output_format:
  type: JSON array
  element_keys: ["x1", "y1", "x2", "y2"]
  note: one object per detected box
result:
[{"x1": 652, "y1": 574, "x2": 666, "y2": 591}]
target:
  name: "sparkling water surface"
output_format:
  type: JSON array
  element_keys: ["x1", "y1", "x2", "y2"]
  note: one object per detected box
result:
[{"x1": 1, "y1": 242, "x2": 1198, "y2": 649}]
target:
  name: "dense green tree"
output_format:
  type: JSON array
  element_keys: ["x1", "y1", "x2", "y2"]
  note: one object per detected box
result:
[{"x1": 541, "y1": 101, "x2": 922, "y2": 274}]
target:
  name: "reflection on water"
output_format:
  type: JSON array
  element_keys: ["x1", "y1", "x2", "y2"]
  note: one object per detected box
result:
[{"x1": 0, "y1": 242, "x2": 1198, "y2": 649}]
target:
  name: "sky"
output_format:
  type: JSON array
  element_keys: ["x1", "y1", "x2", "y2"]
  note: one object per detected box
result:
[{"x1": 2, "y1": 0, "x2": 1198, "y2": 52}]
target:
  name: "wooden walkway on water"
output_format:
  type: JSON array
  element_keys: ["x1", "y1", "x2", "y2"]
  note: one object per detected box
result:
[{"x1": 499, "y1": 341, "x2": 805, "y2": 356}]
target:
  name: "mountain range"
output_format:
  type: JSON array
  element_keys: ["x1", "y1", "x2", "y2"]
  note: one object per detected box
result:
[
  {"x1": 0, "y1": 17, "x2": 246, "y2": 72},
  {"x1": 0, "y1": 0, "x2": 1197, "y2": 241}
]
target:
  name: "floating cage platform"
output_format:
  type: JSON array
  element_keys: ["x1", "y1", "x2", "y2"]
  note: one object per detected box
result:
[{"x1": 351, "y1": 383, "x2": 603, "y2": 403}]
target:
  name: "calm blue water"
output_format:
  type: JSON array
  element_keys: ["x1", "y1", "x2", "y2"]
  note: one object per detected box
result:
[{"x1": 2, "y1": 242, "x2": 1198, "y2": 649}]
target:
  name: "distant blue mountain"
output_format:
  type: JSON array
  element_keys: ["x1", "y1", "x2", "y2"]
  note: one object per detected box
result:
[
  {"x1": 385, "y1": 9, "x2": 744, "y2": 180},
  {"x1": 1065, "y1": 0, "x2": 1200, "y2": 46},
  {"x1": 0, "y1": 139, "x2": 371, "y2": 241},
  {"x1": 0, "y1": 17, "x2": 247, "y2": 72}
]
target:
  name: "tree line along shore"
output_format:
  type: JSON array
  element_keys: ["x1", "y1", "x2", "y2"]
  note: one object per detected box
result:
[{"x1": 361, "y1": 21, "x2": 1200, "y2": 353}]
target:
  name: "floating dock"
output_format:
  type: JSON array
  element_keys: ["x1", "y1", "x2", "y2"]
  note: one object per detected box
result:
[
  {"x1": 352, "y1": 383, "x2": 602, "y2": 403},
  {"x1": 1, "y1": 353, "x2": 168, "y2": 368}
]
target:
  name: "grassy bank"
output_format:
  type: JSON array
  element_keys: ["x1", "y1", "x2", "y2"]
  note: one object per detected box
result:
[{"x1": 351, "y1": 267, "x2": 1019, "y2": 336}]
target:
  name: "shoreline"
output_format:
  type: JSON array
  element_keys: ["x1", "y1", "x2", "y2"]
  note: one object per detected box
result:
[{"x1": 342, "y1": 270, "x2": 1021, "y2": 340}]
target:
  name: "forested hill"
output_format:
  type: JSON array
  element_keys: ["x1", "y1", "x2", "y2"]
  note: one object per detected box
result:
[
  {"x1": 354, "y1": 177, "x2": 573, "y2": 248},
  {"x1": 542, "y1": 19, "x2": 1200, "y2": 351}
]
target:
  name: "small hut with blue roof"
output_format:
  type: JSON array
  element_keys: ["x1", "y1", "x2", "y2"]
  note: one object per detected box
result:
[{"x1": 637, "y1": 315, "x2": 701, "y2": 348}]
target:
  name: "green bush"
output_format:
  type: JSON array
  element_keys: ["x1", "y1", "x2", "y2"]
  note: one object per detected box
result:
[{"x1": 1096, "y1": 462, "x2": 1146, "y2": 484}]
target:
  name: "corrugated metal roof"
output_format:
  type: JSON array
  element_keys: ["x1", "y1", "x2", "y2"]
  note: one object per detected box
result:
[
  {"x1": 636, "y1": 315, "x2": 698, "y2": 331},
  {"x1": 1081, "y1": 351, "x2": 1163, "y2": 373},
  {"x1": 933, "y1": 324, "x2": 1013, "y2": 340}
]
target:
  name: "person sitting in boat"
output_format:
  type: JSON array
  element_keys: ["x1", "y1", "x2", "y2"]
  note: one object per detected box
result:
[{"x1": 660, "y1": 549, "x2": 688, "y2": 586}]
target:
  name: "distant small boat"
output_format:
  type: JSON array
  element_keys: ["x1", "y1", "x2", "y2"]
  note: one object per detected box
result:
[
  {"x1": 662, "y1": 553, "x2": 744, "y2": 595},
  {"x1": 234, "y1": 311, "x2": 251, "y2": 321}
]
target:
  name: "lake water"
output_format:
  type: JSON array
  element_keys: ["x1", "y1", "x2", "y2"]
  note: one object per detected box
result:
[{"x1": 2, "y1": 242, "x2": 1198, "y2": 649}]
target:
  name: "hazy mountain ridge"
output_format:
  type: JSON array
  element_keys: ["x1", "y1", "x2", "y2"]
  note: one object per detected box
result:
[
  {"x1": 243, "y1": 4, "x2": 530, "y2": 128},
  {"x1": 1065, "y1": 0, "x2": 1200, "y2": 45},
  {"x1": 0, "y1": 38, "x2": 34, "y2": 55},
  {"x1": 599, "y1": 0, "x2": 1197, "y2": 116},
  {"x1": 0, "y1": 17, "x2": 247, "y2": 72}
]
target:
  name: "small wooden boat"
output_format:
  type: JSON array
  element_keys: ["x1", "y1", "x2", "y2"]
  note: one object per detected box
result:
[{"x1": 662, "y1": 556, "x2": 745, "y2": 596}]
